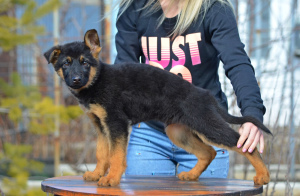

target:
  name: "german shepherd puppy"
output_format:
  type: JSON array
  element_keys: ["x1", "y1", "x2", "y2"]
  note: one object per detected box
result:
[{"x1": 44, "y1": 29, "x2": 271, "y2": 187}]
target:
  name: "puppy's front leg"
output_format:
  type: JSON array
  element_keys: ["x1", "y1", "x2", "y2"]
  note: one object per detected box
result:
[
  {"x1": 83, "y1": 132, "x2": 109, "y2": 181},
  {"x1": 87, "y1": 104, "x2": 128, "y2": 186},
  {"x1": 83, "y1": 112, "x2": 109, "y2": 181},
  {"x1": 97, "y1": 135, "x2": 128, "y2": 186}
]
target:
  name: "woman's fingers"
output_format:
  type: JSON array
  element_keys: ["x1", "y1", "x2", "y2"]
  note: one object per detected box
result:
[{"x1": 237, "y1": 122, "x2": 264, "y2": 154}]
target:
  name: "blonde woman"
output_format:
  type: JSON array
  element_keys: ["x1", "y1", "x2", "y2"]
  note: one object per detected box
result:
[{"x1": 114, "y1": 0, "x2": 266, "y2": 178}]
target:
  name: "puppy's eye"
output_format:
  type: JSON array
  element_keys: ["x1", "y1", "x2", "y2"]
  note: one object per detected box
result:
[
  {"x1": 63, "y1": 61, "x2": 70, "y2": 68},
  {"x1": 82, "y1": 61, "x2": 89, "y2": 67}
]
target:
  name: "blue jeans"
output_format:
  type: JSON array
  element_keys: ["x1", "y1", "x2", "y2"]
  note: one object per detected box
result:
[{"x1": 126, "y1": 122, "x2": 229, "y2": 178}]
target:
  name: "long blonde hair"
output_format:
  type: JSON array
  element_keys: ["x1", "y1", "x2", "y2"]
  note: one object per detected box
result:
[{"x1": 117, "y1": 0, "x2": 233, "y2": 37}]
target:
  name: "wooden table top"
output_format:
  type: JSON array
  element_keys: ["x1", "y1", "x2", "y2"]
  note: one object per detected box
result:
[{"x1": 41, "y1": 175, "x2": 263, "y2": 196}]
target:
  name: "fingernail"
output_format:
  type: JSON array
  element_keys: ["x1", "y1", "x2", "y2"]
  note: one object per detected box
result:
[
  {"x1": 237, "y1": 144, "x2": 241, "y2": 148},
  {"x1": 242, "y1": 148, "x2": 247, "y2": 153},
  {"x1": 248, "y1": 148, "x2": 253, "y2": 153},
  {"x1": 260, "y1": 150, "x2": 263, "y2": 154}
]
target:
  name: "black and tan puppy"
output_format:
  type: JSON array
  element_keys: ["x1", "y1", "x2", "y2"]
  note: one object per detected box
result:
[{"x1": 44, "y1": 29, "x2": 271, "y2": 187}]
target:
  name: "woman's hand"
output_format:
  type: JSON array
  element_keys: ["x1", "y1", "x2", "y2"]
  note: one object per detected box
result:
[{"x1": 237, "y1": 122, "x2": 264, "y2": 154}]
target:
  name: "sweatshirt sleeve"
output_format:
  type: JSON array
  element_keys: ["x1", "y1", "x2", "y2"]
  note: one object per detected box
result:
[
  {"x1": 114, "y1": 2, "x2": 142, "y2": 64},
  {"x1": 204, "y1": 2, "x2": 266, "y2": 122}
]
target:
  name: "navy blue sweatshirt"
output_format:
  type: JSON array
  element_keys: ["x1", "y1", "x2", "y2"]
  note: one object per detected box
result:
[{"x1": 114, "y1": 0, "x2": 266, "y2": 132}]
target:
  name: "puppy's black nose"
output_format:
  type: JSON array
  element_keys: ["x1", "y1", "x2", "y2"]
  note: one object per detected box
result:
[{"x1": 72, "y1": 76, "x2": 81, "y2": 84}]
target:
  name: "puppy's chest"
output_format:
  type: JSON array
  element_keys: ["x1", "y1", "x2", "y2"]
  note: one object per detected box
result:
[
  {"x1": 80, "y1": 103, "x2": 108, "y2": 120},
  {"x1": 75, "y1": 89, "x2": 105, "y2": 108}
]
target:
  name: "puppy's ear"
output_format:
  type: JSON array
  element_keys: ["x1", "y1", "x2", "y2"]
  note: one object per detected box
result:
[
  {"x1": 84, "y1": 29, "x2": 101, "y2": 59},
  {"x1": 44, "y1": 46, "x2": 61, "y2": 64}
]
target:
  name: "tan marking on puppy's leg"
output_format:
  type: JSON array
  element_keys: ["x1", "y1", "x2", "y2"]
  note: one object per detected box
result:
[
  {"x1": 194, "y1": 132, "x2": 229, "y2": 150},
  {"x1": 231, "y1": 147, "x2": 270, "y2": 185},
  {"x1": 166, "y1": 124, "x2": 216, "y2": 181},
  {"x1": 88, "y1": 104, "x2": 111, "y2": 149},
  {"x1": 82, "y1": 105, "x2": 110, "y2": 181},
  {"x1": 194, "y1": 132, "x2": 270, "y2": 185},
  {"x1": 98, "y1": 137, "x2": 127, "y2": 186},
  {"x1": 88, "y1": 104, "x2": 128, "y2": 186},
  {"x1": 83, "y1": 132, "x2": 109, "y2": 181}
]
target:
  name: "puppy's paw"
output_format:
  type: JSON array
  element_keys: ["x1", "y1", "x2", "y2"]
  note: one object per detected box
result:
[
  {"x1": 254, "y1": 172, "x2": 270, "y2": 185},
  {"x1": 83, "y1": 171, "x2": 102, "y2": 181},
  {"x1": 97, "y1": 176, "x2": 120, "y2": 187},
  {"x1": 178, "y1": 171, "x2": 199, "y2": 181}
]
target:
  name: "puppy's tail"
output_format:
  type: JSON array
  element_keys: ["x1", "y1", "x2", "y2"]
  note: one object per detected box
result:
[{"x1": 216, "y1": 104, "x2": 272, "y2": 135}]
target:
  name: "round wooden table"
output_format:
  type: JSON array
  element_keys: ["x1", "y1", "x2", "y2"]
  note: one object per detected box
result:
[{"x1": 41, "y1": 175, "x2": 263, "y2": 196}]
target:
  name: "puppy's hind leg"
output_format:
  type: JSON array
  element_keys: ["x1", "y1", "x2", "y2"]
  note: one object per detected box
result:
[
  {"x1": 194, "y1": 122, "x2": 270, "y2": 185},
  {"x1": 232, "y1": 147, "x2": 270, "y2": 185},
  {"x1": 165, "y1": 124, "x2": 216, "y2": 181},
  {"x1": 195, "y1": 130, "x2": 270, "y2": 185}
]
